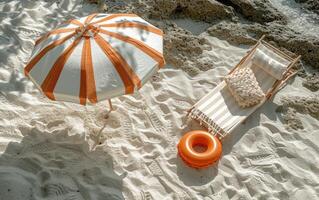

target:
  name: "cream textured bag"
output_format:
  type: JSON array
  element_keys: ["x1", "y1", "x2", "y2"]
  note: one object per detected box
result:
[{"x1": 224, "y1": 67, "x2": 265, "y2": 108}]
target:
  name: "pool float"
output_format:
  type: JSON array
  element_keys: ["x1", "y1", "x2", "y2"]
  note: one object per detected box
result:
[{"x1": 178, "y1": 130, "x2": 222, "y2": 168}]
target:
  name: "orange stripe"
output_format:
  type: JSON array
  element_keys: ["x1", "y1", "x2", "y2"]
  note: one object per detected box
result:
[
  {"x1": 99, "y1": 29, "x2": 165, "y2": 68},
  {"x1": 25, "y1": 33, "x2": 76, "y2": 76},
  {"x1": 35, "y1": 28, "x2": 76, "y2": 46},
  {"x1": 67, "y1": 19, "x2": 83, "y2": 26},
  {"x1": 80, "y1": 39, "x2": 88, "y2": 105},
  {"x1": 94, "y1": 34, "x2": 140, "y2": 94},
  {"x1": 91, "y1": 13, "x2": 138, "y2": 25},
  {"x1": 81, "y1": 38, "x2": 97, "y2": 104},
  {"x1": 41, "y1": 37, "x2": 82, "y2": 100},
  {"x1": 84, "y1": 13, "x2": 98, "y2": 24},
  {"x1": 100, "y1": 22, "x2": 163, "y2": 36}
]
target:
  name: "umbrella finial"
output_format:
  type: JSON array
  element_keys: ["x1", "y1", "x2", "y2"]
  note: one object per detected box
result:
[{"x1": 76, "y1": 23, "x2": 100, "y2": 38}]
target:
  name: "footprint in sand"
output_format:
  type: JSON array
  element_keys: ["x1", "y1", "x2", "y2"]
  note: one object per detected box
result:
[
  {"x1": 0, "y1": 171, "x2": 34, "y2": 200},
  {"x1": 0, "y1": 128, "x2": 125, "y2": 199},
  {"x1": 147, "y1": 160, "x2": 164, "y2": 177}
]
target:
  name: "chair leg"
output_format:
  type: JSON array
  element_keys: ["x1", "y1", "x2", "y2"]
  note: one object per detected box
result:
[
  {"x1": 104, "y1": 99, "x2": 113, "y2": 119},
  {"x1": 108, "y1": 99, "x2": 113, "y2": 111}
]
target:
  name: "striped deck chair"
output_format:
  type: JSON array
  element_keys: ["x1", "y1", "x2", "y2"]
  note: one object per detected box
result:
[{"x1": 187, "y1": 35, "x2": 301, "y2": 139}]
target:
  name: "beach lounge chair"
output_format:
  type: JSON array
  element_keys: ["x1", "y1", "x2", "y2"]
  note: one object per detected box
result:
[{"x1": 187, "y1": 35, "x2": 301, "y2": 139}]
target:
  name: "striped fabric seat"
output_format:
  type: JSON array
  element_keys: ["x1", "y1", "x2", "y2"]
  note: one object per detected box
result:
[
  {"x1": 189, "y1": 66, "x2": 276, "y2": 138},
  {"x1": 188, "y1": 36, "x2": 300, "y2": 138}
]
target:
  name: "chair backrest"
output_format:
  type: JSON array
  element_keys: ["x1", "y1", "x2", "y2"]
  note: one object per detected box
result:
[
  {"x1": 229, "y1": 37, "x2": 300, "y2": 98},
  {"x1": 252, "y1": 45, "x2": 290, "y2": 79},
  {"x1": 237, "y1": 43, "x2": 291, "y2": 75}
]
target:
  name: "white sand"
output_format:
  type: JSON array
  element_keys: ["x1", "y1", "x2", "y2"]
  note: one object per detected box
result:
[{"x1": 0, "y1": 0, "x2": 319, "y2": 199}]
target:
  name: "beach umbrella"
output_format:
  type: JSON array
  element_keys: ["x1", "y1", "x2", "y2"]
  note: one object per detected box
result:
[{"x1": 24, "y1": 13, "x2": 165, "y2": 110}]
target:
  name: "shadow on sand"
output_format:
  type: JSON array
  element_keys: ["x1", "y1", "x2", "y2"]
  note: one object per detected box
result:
[
  {"x1": 0, "y1": 127, "x2": 125, "y2": 200},
  {"x1": 175, "y1": 96, "x2": 281, "y2": 186}
]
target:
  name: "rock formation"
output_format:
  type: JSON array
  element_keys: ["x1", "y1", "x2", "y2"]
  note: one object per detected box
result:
[
  {"x1": 303, "y1": 73, "x2": 319, "y2": 92},
  {"x1": 277, "y1": 95, "x2": 319, "y2": 130},
  {"x1": 164, "y1": 23, "x2": 212, "y2": 76},
  {"x1": 227, "y1": 0, "x2": 287, "y2": 24},
  {"x1": 207, "y1": 22, "x2": 319, "y2": 69},
  {"x1": 295, "y1": 0, "x2": 319, "y2": 14},
  {"x1": 150, "y1": 0, "x2": 236, "y2": 22}
]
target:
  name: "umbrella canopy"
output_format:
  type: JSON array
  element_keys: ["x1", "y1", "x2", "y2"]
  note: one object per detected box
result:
[{"x1": 24, "y1": 13, "x2": 165, "y2": 105}]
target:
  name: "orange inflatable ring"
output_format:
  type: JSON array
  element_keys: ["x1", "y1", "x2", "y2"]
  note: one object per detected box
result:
[{"x1": 178, "y1": 130, "x2": 222, "y2": 168}]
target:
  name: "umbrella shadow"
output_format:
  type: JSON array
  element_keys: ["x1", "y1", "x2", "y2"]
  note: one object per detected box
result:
[
  {"x1": 0, "y1": 71, "x2": 28, "y2": 93},
  {"x1": 0, "y1": 24, "x2": 27, "y2": 70},
  {"x1": 0, "y1": 127, "x2": 125, "y2": 200}
]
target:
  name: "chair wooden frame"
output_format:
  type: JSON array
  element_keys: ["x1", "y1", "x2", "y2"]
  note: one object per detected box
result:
[{"x1": 187, "y1": 35, "x2": 301, "y2": 140}]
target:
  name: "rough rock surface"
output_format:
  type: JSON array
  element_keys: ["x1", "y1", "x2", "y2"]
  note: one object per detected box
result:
[
  {"x1": 277, "y1": 95, "x2": 319, "y2": 130},
  {"x1": 295, "y1": 0, "x2": 319, "y2": 14},
  {"x1": 228, "y1": 0, "x2": 287, "y2": 24},
  {"x1": 150, "y1": 0, "x2": 236, "y2": 22},
  {"x1": 92, "y1": 0, "x2": 153, "y2": 17},
  {"x1": 278, "y1": 107, "x2": 304, "y2": 130},
  {"x1": 207, "y1": 22, "x2": 319, "y2": 69},
  {"x1": 164, "y1": 23, "x2": 213, "y2": 76},
  {"x1": 95, "y1": 0, "x2": 236, "y2": 22},
  {"x1": 302, "y1": 73, "x2": 319, "y2": 92}
]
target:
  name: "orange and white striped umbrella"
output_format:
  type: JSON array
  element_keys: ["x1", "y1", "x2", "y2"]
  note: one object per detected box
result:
[{"x1": 24, "y1": 13, "x2": 165, "y2": 105}]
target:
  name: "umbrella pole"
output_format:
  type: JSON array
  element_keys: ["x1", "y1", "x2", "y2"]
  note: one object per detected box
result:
[{"x1": 108, "y1": 99, "x2": 113, "y2": 111}]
